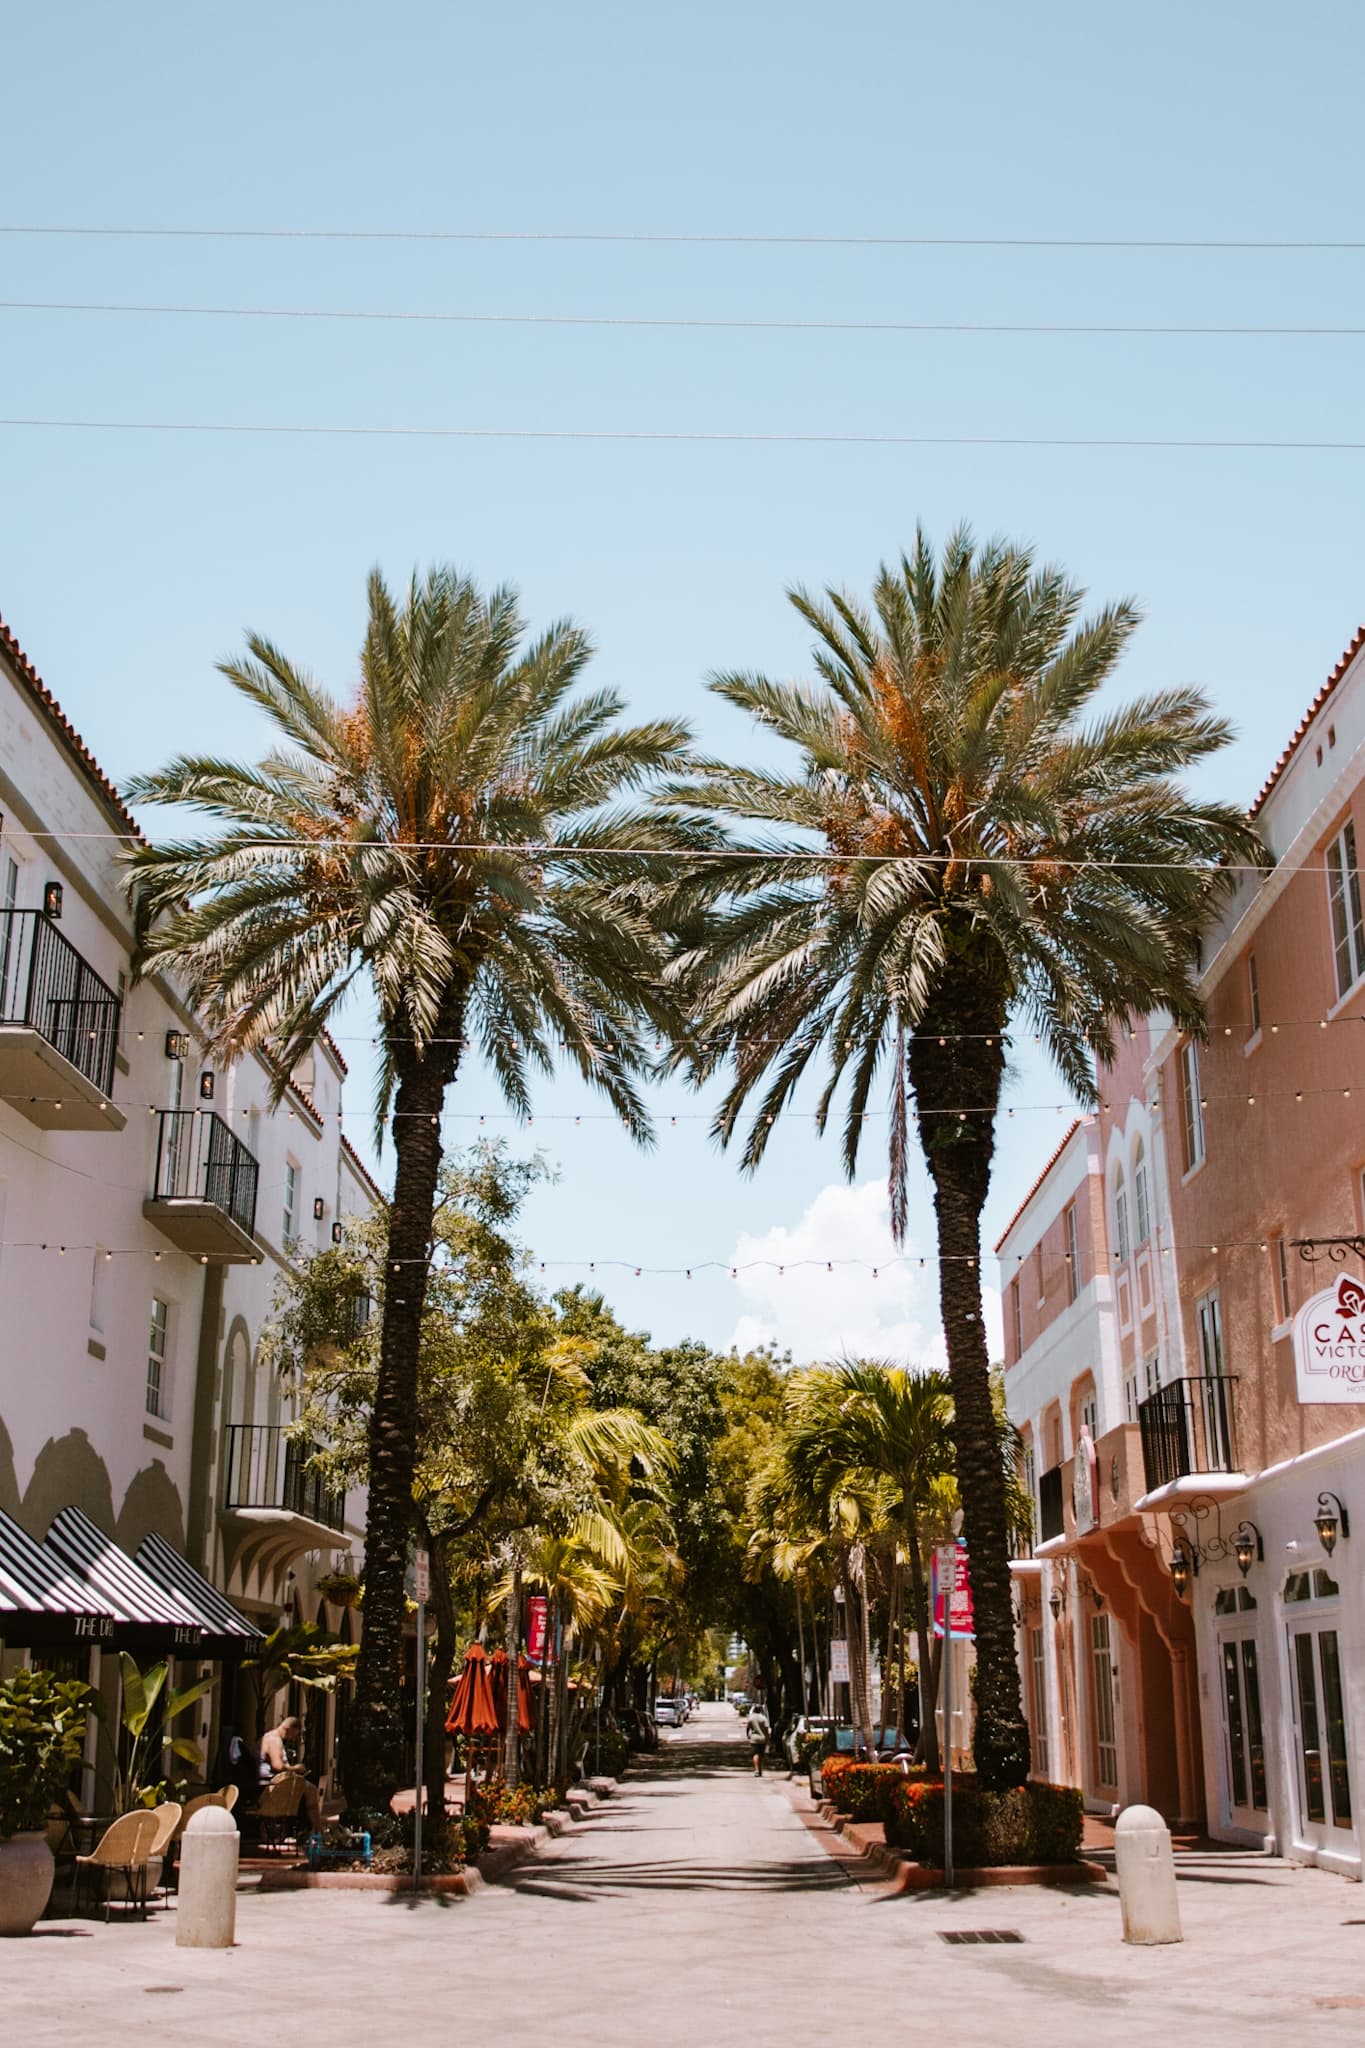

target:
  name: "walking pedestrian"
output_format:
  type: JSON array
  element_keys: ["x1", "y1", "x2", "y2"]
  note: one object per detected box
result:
[{"x1": 745, "y1": 1702, "x2": 771, "y2": 1776}]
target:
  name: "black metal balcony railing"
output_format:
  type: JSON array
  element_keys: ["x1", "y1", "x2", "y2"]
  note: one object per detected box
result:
[
  {"x1": 151, "y1": 1109, "x2": 259, "y2": 1237},
  {"x1": 222, "y1": 1424, "x2": 345, "y2": 1531},
  {"x1": 1038, "y1": 1465, "x2": 1065, "y2": 1543},
  {"x1": 1138, "y1": 1374, "x2": 1240, "y2": 1492},
  {"x1": 0, "y1": 909, "x2": 120, "y2": 1094}
]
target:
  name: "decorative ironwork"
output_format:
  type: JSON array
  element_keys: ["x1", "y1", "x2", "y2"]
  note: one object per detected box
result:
[
  {"x1": 1314, "y1": 1490, "x2": 1350, "y2": 1555},
  {"x1": 1292, "y1": 1236, "x2": 1365, "y2": 1266},
  {"x1": 1138, "y1": 1374, "x2": 1239, "y2": 1490},
  {"x1": 1166, "y1": 1497, "x2": 1262, "y2": 1574},
  {"x1": 151, "y1": 1108, "x2": 259, "y2": 1238},
  {"x1": 222, "y1": 1425, "x2": 344, "y2": 1531},
  {"x1": 0, "y1": 909, "x2": 120, "y2": 1094}
]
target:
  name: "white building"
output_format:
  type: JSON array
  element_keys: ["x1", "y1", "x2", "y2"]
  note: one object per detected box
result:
[{"x1": 0, "y1": 611, "x2": 378, "y2": 1797}]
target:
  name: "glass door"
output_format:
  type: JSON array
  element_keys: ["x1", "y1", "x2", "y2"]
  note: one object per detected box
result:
[
  {"x1": 1285, "y1": 1570, "x2": 1355, "y2": 1852},
  {"x1": 1088, "y1": 1611, "x2": 1119, "y2": 1791},
  {"x1": 1219, "y1": 1636, "x2": 1267, "y2": 1825}
]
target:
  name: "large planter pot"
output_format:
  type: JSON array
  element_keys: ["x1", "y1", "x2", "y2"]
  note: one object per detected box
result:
[{"x1": 0, "y1": 1831, "x2": 56, "y2": 1936}]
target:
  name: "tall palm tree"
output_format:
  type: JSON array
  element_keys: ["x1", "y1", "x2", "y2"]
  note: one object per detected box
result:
[
  {"x1": 672, "y1": 527, "x2": 1265, "y2": 1787},
  {"x1": 781, "y1": 1361, "x2": 954, "y2": 1768},
  {"x1": 126, "y1": 566, "x2": 699, "y2": 1803}
]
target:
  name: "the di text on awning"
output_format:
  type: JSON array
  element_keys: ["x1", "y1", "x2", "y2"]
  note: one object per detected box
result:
[
  {"x1": 0, "y1": 1505, "x2": 119, "y2": 1647},
  {"x1": 44, "y1": 1505, "x2": 211, "y2": 1655}
]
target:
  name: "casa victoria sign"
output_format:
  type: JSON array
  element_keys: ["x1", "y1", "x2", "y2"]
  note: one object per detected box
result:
[{"x1": 1294, "y1": 1274, "x2": 1365, "y2": 1402}]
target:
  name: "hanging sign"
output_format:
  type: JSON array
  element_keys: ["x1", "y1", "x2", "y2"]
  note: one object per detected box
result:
[
  {"x1": 1293, "y1": 1274, "x2": 1365, "y2": 1402},
  {"x1": 932, "y1": 1542, "x2": 975, "y2": 1638},
  {"x1": 828, "y1": 1639, "x2": 850, "y2": 1685},
  {"x1": 413, "y1": 1548, "x2": 430, "y2": 1602},
  {"x1": 527, "y1": 1594, "x2": 554, "y2": 1664},
  {"x1": 1073, "y1": 1430, "x2": 1097, "y2": 1535}
]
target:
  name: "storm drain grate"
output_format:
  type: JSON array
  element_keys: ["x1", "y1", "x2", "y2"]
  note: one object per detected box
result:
[{"x1": 939, "y1": 1930, "x2": 1025, "y2": 1946}]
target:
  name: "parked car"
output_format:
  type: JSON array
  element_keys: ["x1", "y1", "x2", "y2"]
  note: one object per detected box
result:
[
  {"x1": 654, "y1": 1697, "x2": 681, "y2": 1727},
  {"x1": 784, "y1": 1713, "x2": 839, "y2": 1770}
]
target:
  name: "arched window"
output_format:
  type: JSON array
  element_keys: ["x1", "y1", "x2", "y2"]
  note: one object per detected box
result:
[
  {"x1": 1133, "y1": 1140, "x2": 1151, "y2": 1245},
  {"x1": 1113, "y1": 1165, "x2": 1131, "y2": 1264}
]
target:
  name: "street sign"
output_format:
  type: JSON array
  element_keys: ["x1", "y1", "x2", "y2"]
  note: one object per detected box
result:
[
  {"x1": 829, "y1": 1639, "x2": 850, "y2": 1685},
  {"x1": 932, "y1": 1542, "x2": 974, "y2": 1638},
  {"x1": 413, "y1": 1548, "x2": 431, "y2": 1602}
]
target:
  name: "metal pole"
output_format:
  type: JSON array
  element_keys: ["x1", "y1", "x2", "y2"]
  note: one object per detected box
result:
[
  {"x1": 942, "y1": 1568, "x2": 954, "y2": 1890},
  {"x1": 413, "y1": 1590, "x2": 425, "y2": 1887}
]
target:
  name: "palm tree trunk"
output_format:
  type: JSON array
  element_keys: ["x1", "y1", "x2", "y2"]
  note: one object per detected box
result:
[
  {"x1": 344, "y1": 1029, "x2": 459, "y2": 1806},
  {"x1": 909, "y1": 962, "x2": 1030, "y2": 1792},
  {"x1": 794, "y1": 1578, "x2": 808, "y2": 1718},
  {"x1": 423, "y1": 1528, "x2": 456, "y2": 1826}
]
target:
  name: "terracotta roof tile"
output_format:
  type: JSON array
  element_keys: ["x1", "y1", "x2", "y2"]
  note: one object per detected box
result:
[
  {"x1": 1250, "y1": 623, "x2": 1365, "y2": 818},
  {"x1": 992, "y1": 1117, "x2": 1086, "y2": 1254},
  {"x1": 0, "y1": 612, "x2": 143, "y2": 842}
]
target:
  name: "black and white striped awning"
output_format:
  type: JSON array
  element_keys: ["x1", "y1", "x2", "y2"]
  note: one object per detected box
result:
[
  {"x1": 135, "y1": 1531, "x2": 262, "y2": 1657},
  {"x1": 45, "y1": 1506, "x2": 209, "y2": 1652},
  {"x1": 0, "y1": 1506, "x2": 119, "y2": 1647}
]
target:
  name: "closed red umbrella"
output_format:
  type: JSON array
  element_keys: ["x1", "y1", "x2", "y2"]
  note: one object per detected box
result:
[
  {"x1": 445, "y1": 1643, "x2": 499, "y2": 1736},
  {"x1": 488, "y1": 1648, "x2": 535, "y2": 1736}
]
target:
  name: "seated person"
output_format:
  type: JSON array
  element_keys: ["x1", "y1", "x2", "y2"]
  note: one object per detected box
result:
[{"x1": 259, "y1": 1714, "x2": 323, "y2": 1832}]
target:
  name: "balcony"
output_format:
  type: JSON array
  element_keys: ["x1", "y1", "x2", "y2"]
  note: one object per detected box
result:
[
  {"x1": 1038, "y1": 1464, "x2": 1065, "y2": 1543},
  {"x1": 0, "y1": 910, "x2": 125, "y2": 1130},
  {"x1": 1138, "y1": 1375, "x2": 1240, "y2": 1492},
  {"x1": 220, "y1": 1425, "x2": 346, "y2": 1567},
  {"x1": 143, "y1": 1109, "x2": 260, "y2": 1261}
]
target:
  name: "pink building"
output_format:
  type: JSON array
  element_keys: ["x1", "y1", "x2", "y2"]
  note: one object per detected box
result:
[{"x1": 1002, "y1": 626, "x2": 1365, "y2": 1879}]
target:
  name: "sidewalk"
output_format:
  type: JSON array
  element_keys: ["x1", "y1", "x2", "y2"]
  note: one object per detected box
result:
[{"x1": 5, "y1": 1708, "x2": 1364, "y2": 2047}]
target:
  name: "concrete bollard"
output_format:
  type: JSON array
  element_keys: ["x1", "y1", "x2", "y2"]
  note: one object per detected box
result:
[
  {"x1": 175, "y1": 1805, "x2": 239, "y2": 1949},
  {"x1": 1114, "y1": 1803, "x2": 1182, "y2": 1945}
]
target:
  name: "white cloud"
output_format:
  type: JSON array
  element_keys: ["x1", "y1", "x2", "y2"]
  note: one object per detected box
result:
[{"x1": 726, "y1": 1179, "x2": 1002, "y2": 1370}]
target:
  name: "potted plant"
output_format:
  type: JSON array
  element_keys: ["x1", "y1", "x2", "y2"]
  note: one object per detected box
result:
[
  {"x1": 0, "y1": 1668, "x2": 94, "y2": 1936},
  {"x1": 314, "y1": 1570, "x2": 363, "y2": 1609}
]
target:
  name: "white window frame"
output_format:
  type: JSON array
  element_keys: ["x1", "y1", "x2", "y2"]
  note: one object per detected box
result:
[
  {"x1": 1123, "y1": 1371, "x2": 1139, "y2": 1424},
  {"x1": 1081, "y1": 1392, "x2": 1098, "y2": 1440},
  {"x1": 1133, "y1": 1141, "x2": 1151, "y2": 1246},
  {"x1": 1113, "y1": 1167, "x2": 1131, "y2": 1265},
  {"x1": 1327, "y1": 820, "x2": 1365, "y2": 1001},
  {"x1": 282, "y1": 1159, "x2": 299, "y2": 1249},
  {"x1": 1180, "y1": 1040, "x2": 1205, "y2": 1171},
  {"x1": 1010, "y1": 1277, "x2": 1023, "y2": 1360},
  {"x1": 1247, "y1": 951, "x2": 1261, "y2": 1039},
  {"x1": 1064, "y1": 1201, "x2": 1080, "y2": 1303},
  {"x1": 147, "y1": 1296, "x2": 169, "y2": 1419},
  {"x1": 1276, "y1": 1236, "x2": 1292, "y2": 1324},
  {"x1": 1196, "y1": 1289, "x2": 1225, "y2": 1378}
]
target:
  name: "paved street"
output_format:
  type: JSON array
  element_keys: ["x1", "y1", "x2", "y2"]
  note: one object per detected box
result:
[{"x1": 7, "y1": 1703, "x2": 1365, "y2": 2045}]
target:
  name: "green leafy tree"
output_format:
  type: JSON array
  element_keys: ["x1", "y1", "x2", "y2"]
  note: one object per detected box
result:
[
  {"x1": 126, "y1": 567, "x2": 702, "y2": 1803},
  {"x1": 674, "y1": 527, "x2": 1265, "y2": 1786}
]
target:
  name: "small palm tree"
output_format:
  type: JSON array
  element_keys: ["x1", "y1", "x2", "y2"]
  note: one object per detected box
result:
[
  {"x1": 126, "y1": 566, "x2": 699, "y2": 1804},
  {"x1": 674, "y1": 527, "x2": 1265, "y2": 1787}
]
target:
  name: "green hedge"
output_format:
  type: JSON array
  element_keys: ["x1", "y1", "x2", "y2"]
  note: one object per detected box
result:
[
  {"x1": 819, "y1": 1758, "x2": 919, "y2": 1825},
  {"x1": 886, "y1": 1777, "x2": 1084, "y2": 1867}
]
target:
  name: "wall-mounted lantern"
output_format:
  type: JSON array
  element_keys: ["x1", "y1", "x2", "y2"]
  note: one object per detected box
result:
[
  {"x1": 42, "y1": 879, "x2": 63, "y2": 920},
  {"x1": 198, "y1": 1071, "x2": 215, "y2": 1101},
  {"x1": 1170, "y1": 1542, "x2": 1195, "y2": 1599},
  {"x1": 164, "y1": 1029, "x2": 190, "y2": 1061},
  {"x1": 1314, "y1": 1491, "x2": 1350, "y2": 1556},
  {"x1": 313, "y1": 1196, "x2": 326, "y2": 1221},
  {"x1": 331, "y1": 1220, "x2": 343, "y2": 1245},
  {"x1": 1232, "y1": 1521, "x2": 1264, "y2": 1578}
]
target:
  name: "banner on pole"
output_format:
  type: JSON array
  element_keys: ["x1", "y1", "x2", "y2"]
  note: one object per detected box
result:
[{"x1": 932, "y1": 1542, "x2": 974, "y2": 1638}]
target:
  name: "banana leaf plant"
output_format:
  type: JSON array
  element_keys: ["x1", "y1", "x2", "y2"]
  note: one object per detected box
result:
[
  {"x1": 241, "y1": 1623, "x2": 358, "y2": 1726},
  {"x1": 111, "y1": 1652, "x2": 218, "y2": 1810}
]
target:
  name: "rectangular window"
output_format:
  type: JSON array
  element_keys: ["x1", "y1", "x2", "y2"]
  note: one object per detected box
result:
[
  {"x1": 1064, "y1": 1203, "x2": 1080, "y2": 1303},
  {"x1": 1022, "y1": 1441, "x2": 1036, "y2": 1504},
  {"x1": 1033, "y1": 1241, "x2": 1045, "y2": 1307},
  {"x1": 1196, "y1": 1289, "x2": 1225, "y2": 1377},
  {"x1": 1144, "y1": 1350, "x2": 1161, "y2": 1399},
  {"x1": 1276, "y1": 1236, "x2": 1292, "y2": 1323},
  {"x1": 1115, "y1": 1183, "x2": 1131, "y2": 1264},
  {"x1": 1123, "y1": 1372, "x2": 1138, "y2": 1424},
  {"x1": 146, "y1": 1297, "x2": 168, "y2": 1419},
  {"x1": 1247, "y1": 952, "x2": 1261, "y2": 1037},
  {"x1": 1010, "y1": 1278, "x2": 1023, "y2": 1361},
  {"x1": 1029, "y1": 1627, "x2": 1050, "y2": 1778},
  {"x1": 1180, "y1": 1040, "x2": 1205, "y2": 1170},
  {"x1": 282, "y1": 1160, "x2": 298, "y2": 1248},
  {"x1": 1081, "y1": 1393, "x2": 1098, "y2": 1440},
  {"x1": 0, "y1": 854, "x2": 18, "y2": 1013},
  {"x1": 1327, "y1": 821, "x2": 1365, "y2": 999}
]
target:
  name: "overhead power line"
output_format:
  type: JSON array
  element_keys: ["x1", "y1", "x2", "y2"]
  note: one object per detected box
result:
[
  {"x1": 5, "y1": 297, "x2": 1365, "y2": 338},
  {"x1": 4, "y1": 414, "x2": 1365, "y2": 453},
  {"x1": 3, "y1": 224, "x2": 1365, "y2": 251}
]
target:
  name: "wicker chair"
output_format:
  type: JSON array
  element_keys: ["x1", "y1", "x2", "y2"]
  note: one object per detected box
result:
[
  {"x1": 75, "y1": 1810, "x2": 161, "y2": 1921},
  {"x1": 253, "y1": 1773, "x2": 307, "y2": 1853},
  {"x1": 145, "y1": 1802, "x2": 182, "y2": 1910}
]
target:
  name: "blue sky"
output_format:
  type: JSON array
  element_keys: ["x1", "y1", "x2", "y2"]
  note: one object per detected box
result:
[{"x1": 3, "y1": 1, "x2": 1364, "y2": 1361}]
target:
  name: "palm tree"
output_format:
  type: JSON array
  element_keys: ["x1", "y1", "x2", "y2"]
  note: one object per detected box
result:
[
  {"x1": 673, "y1": 527, "x2": 1266, "y2": 1788},
  {"x1": 126, "y1": 566, "x2": 699, "y2": 1803},
  {"x1": 779, "y1": 1361, "x2": 954, "y2": 1768}
]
